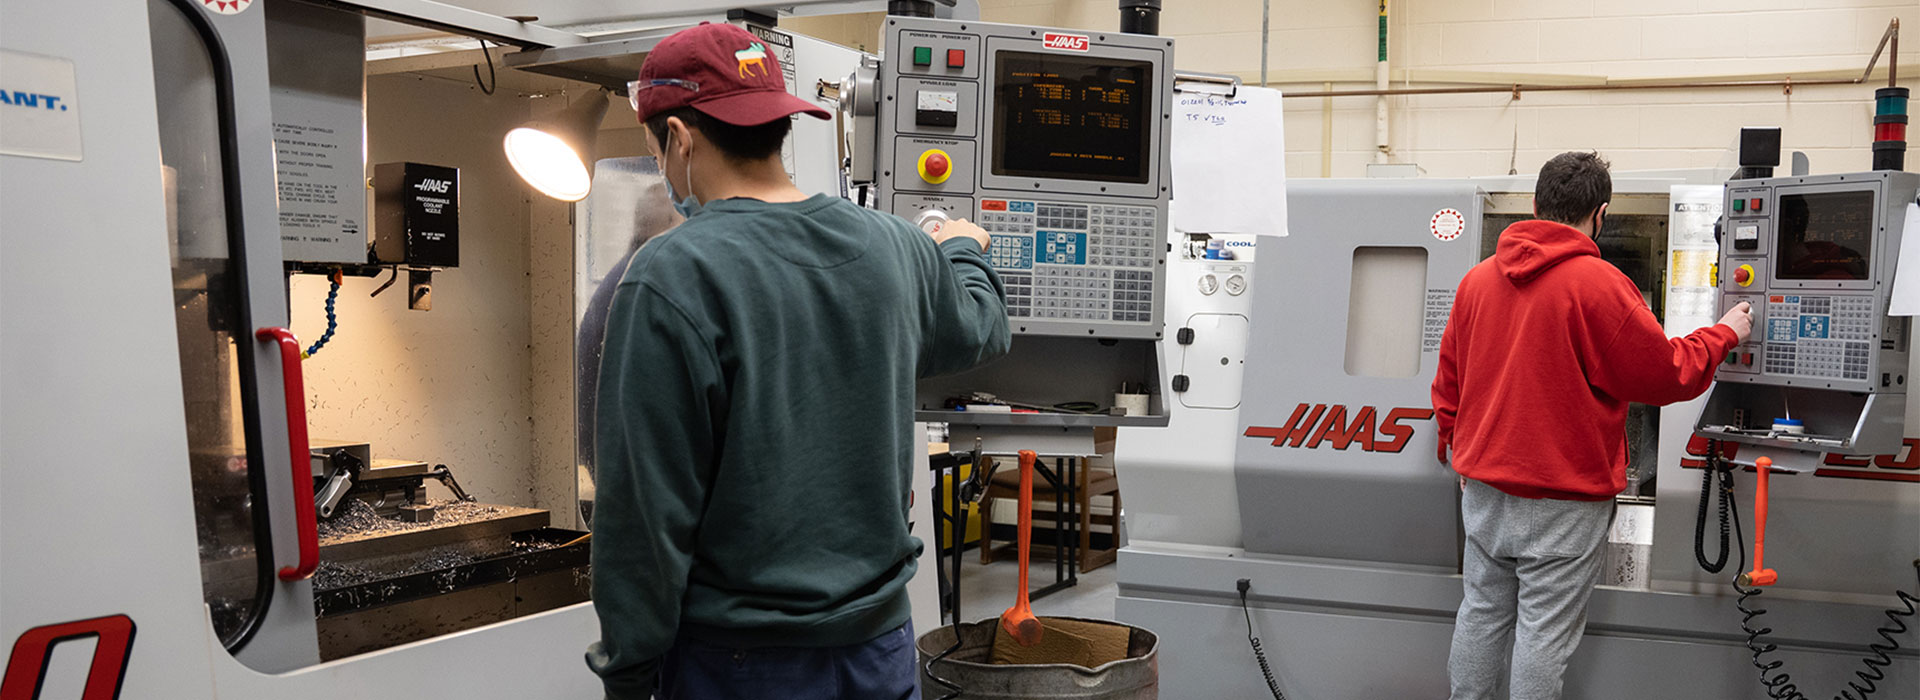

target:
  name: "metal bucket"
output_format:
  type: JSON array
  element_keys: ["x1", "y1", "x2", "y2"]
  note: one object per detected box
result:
[{"x1": 917, "y1": 617, "x2": 1159, "y2": 699}]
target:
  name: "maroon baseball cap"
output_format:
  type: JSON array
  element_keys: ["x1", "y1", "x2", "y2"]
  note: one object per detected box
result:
[{"x1": 631, "y1": 23, "x2": 832, "y2": 126}]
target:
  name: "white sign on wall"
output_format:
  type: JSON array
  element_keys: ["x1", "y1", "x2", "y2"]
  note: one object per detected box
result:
[{"x1": 0, "y1": 50, "x2": 83, "y2": 162}]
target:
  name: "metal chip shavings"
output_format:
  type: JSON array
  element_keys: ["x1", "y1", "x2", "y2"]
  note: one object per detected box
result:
[
  {"x1": 311, "y1": 538, "x2": 566, "y2": 591},
  {"x1": 316, "y1": 499, "x2": 508, "y2": 541},
  {"x1": 314, "y1": 545, "x2": 481, "y2": 590}
]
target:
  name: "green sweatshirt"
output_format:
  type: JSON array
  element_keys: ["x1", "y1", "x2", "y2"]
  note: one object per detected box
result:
[{"x1": 585, "y1": 194, "x2": 1011, "y2": 696}]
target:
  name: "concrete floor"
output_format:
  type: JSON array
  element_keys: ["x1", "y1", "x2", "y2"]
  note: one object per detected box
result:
[{"x1": 946, "y1": 552, "x2": 1120, "y2": 625}]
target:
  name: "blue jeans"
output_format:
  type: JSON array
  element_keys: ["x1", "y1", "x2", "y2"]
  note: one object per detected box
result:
[{"x1": 656, "y1": 622, "x2": 918, "y2": 700}]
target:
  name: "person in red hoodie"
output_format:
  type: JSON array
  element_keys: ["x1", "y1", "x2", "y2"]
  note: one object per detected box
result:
[{"x1": 1431, "y1": 151, "x2": 1752, "y2": 700}]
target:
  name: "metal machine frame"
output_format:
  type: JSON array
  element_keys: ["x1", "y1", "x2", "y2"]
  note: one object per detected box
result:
[
  {"x1": 0, "y1": 1, "x2": 893, "y2": 696},
  {"x1": 1115, "y1": 176, "x2": 1919, "y2": 698}
]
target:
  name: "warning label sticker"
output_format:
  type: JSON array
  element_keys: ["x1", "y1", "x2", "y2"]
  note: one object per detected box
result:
[{"x1": 1424, "y1": 288, "x2": 1456, "y2": 352}]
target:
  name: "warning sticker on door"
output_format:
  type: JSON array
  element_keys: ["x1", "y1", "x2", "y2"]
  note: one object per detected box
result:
[
  {"x1": 1431, "y1": 208, "x2": 1465, "y2": 242},
  {"x1": 1423, "y1": 288, "x2": 1455, "y2": 352}
]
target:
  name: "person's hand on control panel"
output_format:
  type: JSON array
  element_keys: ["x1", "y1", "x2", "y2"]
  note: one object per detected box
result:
[
  {"x1": 1719, "y1": 301, "x2": 1753, "y2": 344},
  {"x1": 931, "y1": 218, "x2": 991, "y2": 253}
]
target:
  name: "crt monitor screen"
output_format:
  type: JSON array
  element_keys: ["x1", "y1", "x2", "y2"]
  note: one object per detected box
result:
[
  {"x1": 991, "y1": 51, "x2": 1152, "y2": 184},
  {"x1": 1775, "y1": 190, "x2": 1874, "y2": 281}
]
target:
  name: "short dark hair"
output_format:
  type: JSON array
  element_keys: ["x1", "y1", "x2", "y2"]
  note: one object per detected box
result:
[
  {"x1": 644, "y1": 107, "x2": 791, "y2": 163},
  {"x1": 1534, "y1": 151, "x2": 1612, "y2": 226}
]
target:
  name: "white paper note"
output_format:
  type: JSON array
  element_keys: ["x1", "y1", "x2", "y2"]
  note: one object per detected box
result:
[
  {"x1": 1891, "y1": 202, "x2": 1920, "y2": 316},
  {"x1": 1170, "y1": 86, "x2": 1288, "y2": 236}
]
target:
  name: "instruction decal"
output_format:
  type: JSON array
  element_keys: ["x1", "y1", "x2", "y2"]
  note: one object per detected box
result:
[
  {"x1": 1430, "y1": 208, "x2": 1464, "y2": 242},
  {"x1": 1423, "y1": 288, "x2": 1455, "y2": 353},
  {"x1": 0, "y1": 50, "x2": 83, "y2": 162}
]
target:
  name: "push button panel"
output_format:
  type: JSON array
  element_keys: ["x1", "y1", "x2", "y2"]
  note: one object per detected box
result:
[
  {"x1": 1726, "y1": 188, "x2": 1769, "y2": 252},
  {"x1": 897, "y1": 30, "x2": 980, "y2": 80},
  {"x1": 891, "y1": 137, "x2": 974, "y2": 194},
  {"x1": 978, "y1": 198, "x2": 1161, "y2": 324}
]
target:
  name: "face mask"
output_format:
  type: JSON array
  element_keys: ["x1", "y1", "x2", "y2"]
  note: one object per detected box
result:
[{"x1": 664, "y1": 131, "x2": 702, "y2": 218}]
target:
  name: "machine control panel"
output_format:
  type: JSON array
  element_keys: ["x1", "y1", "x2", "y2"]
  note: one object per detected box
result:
[
  {"x1": 1697, "y1": 171, "x2": 1915, "y2": 454},
  {"x1": 874, "y1": 16, "x2": 1173, "y2": 340},
  {"x1": 978, "y1": 198, "x2": 1160, "y2": 322},
  {"x1": 1716, "y1": 175, "x2": 1909, "y2": 389}
]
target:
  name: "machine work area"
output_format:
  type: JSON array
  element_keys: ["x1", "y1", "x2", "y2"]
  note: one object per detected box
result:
[{"x1": 4, "y1": 1, "x2": 1919, "y2": 698}]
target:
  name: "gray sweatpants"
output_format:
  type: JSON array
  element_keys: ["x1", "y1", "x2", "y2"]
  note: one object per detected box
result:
[{"x1": 1449, "y1": 479, "x2": 1614, "y2": 700}]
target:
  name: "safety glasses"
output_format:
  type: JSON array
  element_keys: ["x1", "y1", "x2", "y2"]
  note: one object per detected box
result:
[{"x1": 627, "y1": 79, "x2": 700, "y2": 113}]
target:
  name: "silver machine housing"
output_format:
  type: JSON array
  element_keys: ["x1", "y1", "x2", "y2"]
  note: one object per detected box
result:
[
  {"x1": 1696, "y1": 171, "x2": 1916, "y2": 455},
  {"x1": 854, "y1": 16, "x2": 1176, "y2": 429}
]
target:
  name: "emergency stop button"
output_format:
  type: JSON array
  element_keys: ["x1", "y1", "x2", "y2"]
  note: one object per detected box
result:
[
  {"x1": 917, "y1": 149, "x2": 953, "y2": 184},
  {"x1": 1734, "y1": 264, "x2": 1755, "y2": 287}
]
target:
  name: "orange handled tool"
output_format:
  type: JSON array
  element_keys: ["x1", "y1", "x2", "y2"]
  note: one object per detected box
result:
[
  {"x1": 999, "y1": 449, "x2": 1044, "y2": 647},
  {"x1": 1741, "y1": 456, "x2": 1779, "y2": 587}
]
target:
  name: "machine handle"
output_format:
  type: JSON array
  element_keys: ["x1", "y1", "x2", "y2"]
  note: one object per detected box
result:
[
  {"x1": 1742, "y1": 456, "x2": 1779, "y2": 587},
  {"x1": 257, "y1": 327, "x2": 318, "y2": 582}
]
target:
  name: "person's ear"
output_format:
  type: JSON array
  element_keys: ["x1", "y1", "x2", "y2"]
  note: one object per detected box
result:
[
  {"x1": 1593, "y1": 202, "x2": 1609, "y2": 229},
  {"x1": 666, "y1": 116, "x2": 694, "y2": 160}
]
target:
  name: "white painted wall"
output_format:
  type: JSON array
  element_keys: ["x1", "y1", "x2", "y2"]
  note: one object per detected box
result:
[{"x1": 795, "y1": 0, "x2": 1918, "y2": 178}]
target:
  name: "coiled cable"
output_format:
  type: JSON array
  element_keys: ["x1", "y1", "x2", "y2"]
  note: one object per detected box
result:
[
  {"x1": 303, "y1": 269, "x2": 342, "y2": 358},
  {"x1": 1238, "y1": 579, "x2": 1288, "y2": 700},
  {"x1": 1725, "y1": 481, "x2": 1919, "y2": 700},
  {"x1": 1694, "y1": 439, "x2": 1735, "y2": 574}
]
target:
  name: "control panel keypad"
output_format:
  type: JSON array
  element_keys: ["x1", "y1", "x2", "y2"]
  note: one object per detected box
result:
[
  {"x1": 1090, "y1": 205, "x2": 1158, "y2": 269},
  {"x1": 1762, "y1": 294, "x2": 1872, "y2": 381},
  {"x1": 979, "y1": 198, "x2": 1158, "y2": 324}
]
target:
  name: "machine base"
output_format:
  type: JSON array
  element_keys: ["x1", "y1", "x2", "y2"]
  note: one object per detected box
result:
[{"x1": 1115, "y1": 545, "x2": 1919, "y2": 698}]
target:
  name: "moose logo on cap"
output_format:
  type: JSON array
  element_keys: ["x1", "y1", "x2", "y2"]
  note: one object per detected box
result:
[{"x1": 735, "y1": 42, "x2": 769, "y2": 79}]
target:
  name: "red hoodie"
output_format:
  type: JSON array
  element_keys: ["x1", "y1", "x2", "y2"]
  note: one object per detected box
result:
[{"x1": 1431, "y1": 220, "x2": 1737, "y2": 500}]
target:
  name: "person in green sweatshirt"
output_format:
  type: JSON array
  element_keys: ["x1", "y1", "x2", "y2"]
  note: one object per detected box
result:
[{"x1": 585, "y1": 23, "x2": 1011, "y2": 700}]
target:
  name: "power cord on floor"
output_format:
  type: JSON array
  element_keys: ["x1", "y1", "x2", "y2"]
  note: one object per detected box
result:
[
  {"x1": 1238, "y1": 578, "x2": 1288, "y2": 700},
  {"x1": 1724, "y1": 479, "x2": 1919, "y2": 700}
]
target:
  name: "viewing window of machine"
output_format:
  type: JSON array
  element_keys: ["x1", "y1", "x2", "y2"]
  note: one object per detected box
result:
[
  {"x1": 1344, "y1": 247, "x2": 1428, "y2": 378},
  {"x1": 1774, "y1": 190, "x2": 1874, "y2": 280},
  {"x1": 574, "y1": 157, "x2": 679, "y2": 529},
  {"x1": 151, "y1": 0, "x2": 265, "y2": 647},
  {"x1": 991, "y1": 51, "x2": 1153, "y2": 183}
]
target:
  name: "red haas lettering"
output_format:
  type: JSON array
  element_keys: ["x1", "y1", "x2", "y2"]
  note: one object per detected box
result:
[
  {"x1": 1244, "y1": 404, "x2": 1434, "y2": 453},
  {"x1": 1041, "y1": 32, "x2": 1090, "y2": 52}
]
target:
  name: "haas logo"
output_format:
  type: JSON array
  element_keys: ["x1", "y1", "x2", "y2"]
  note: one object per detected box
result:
[
  {"x1": 1245, "y1": 404, "x2": 1434, "y2": 454},
  {"x1": 1041, "y1": 32, "x2": 1090, "y2": 52},
  {"x1": 414, "y1": 179, "x2": 451, "y2": 194}
]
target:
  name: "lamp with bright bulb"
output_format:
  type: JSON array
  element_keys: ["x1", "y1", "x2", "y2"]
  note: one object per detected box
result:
[{"x1": 504, "y1": 89, "x2": 610, "y2": 201}]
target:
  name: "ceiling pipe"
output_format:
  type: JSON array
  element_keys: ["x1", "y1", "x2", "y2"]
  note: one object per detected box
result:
[{"x1": 1285, "y1": 18, "x2": 1902, "y2": 100}]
